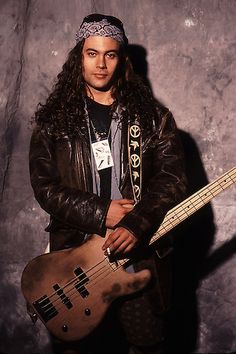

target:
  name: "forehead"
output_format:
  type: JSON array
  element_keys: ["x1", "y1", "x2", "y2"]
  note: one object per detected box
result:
[{"x1": 83, "y1": 36, "x2": 120, "y2": 52}]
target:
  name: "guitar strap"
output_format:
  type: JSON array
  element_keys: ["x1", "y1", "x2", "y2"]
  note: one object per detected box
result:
[
  {"x1": 128, "y1": 123, "x2": 173, "y2": 259},
  {"x1": 128, "y1": 124, "x2": 142, "y2": 204}
]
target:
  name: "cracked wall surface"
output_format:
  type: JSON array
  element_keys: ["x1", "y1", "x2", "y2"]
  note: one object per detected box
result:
[{"x1": 0, "y1": 1, "x2": 236, "y2": 353}]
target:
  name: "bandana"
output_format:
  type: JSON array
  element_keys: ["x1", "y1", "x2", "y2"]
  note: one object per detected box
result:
[{"x1": 76, "y1": 14, "x2": 128, "y2": 45}]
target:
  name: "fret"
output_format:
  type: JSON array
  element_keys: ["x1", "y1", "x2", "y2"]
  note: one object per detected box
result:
[{"x1": 157, "y1": 222, "x2": 171, "y2": 234}]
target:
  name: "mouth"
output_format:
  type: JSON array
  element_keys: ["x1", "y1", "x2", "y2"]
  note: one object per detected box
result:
[{"x1": 93, "y1": 73, "x2": 108, "y2": 79}]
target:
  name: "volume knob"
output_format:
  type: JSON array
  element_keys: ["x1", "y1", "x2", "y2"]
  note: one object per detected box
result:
[
  {"x1": 62, "y1": 324, "x2": 68, "y2": 332},
  {"x1": 85, "y1": 308, "x2": 91, "y2": 316}
]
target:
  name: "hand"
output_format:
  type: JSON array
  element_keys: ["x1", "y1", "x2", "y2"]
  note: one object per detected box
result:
[
  {"x1": 105, "y1": 199, "x2": 134, "y2": 229},
  {"x1": 102, "y1": 227, "x2": 138, "y2": 256}
]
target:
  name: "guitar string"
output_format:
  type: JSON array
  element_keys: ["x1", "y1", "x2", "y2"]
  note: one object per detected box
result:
[
  {"x1": 151, "y1": 170, "x2": 236, "y2": 244},
  {"x1": 37, "y1": 256, "x2": 107, "y2": 303},
  {"x1": 39, "y1": 170, "x2": 236, "y2": 315},
  {"x1": 38, "y1": 170, "x2": 236, "y2": 315},
  {"x1": 40, "y1": 261, "x2": 113, "y2": 318},
  {"x1": 38, "y1": 169, "x2": 236, "y2": 318},
  {"x1": 152, "y1": 168, "x2": 236, "y2": 237}
]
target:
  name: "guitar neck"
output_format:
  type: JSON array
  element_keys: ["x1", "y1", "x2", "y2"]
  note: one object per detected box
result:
[
  {"x1": 151, "y1": 165, "x2": 236, "y2": 245},
  {"x1": 118, "y1": 166, "x2": 236, "y2": 268}
]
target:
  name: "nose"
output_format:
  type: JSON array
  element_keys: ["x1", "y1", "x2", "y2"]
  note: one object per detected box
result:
[{"x1": 97, "y1": 55, "x2": 106, "y2": 69}]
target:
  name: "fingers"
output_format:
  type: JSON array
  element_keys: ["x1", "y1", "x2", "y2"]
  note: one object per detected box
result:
[
  {"x1": 119, "y1": 199, "x2": 134, "y2": 210},
  {"x1": 116, "y1": 199, "x2": 134, "y2": 211},
  {"x1": 119, "y1": 199, "x2": 134, "y2": 205},
  {"x1": 112, "y1": 239, "x2": 134, "y2": 254},
  {"x1": 102, "y1": 227, "x2": 138, "y2": 256},
  {"x1": 122, "y1": 203, "x2": 134, "y2": 209},
  {"x1": 108, "y1": 233, "x2": 129, "y2": 254},
  {"x1": 105, "y1": 239, "x2": 130, "y2": 255}
]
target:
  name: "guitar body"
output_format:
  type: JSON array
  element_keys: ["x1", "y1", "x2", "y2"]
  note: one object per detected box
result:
[{"x1": 21, "y1": 234, "x2": 151, "y2": 342}]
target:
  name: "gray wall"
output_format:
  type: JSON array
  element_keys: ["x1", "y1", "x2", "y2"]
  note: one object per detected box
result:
[{"x1": 1, "y1": 0, "x2": 236, "y2": 353}]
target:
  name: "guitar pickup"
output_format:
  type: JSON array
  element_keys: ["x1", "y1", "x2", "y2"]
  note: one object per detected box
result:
[
  {"x1": 33, "y1": 294, "x2": 58, "y2": 323},
  {"x1": 74, "y1": 267, "x2": 89, "y2": 298},
  {"x1": 53, "y1": 284, "x2": 73, "y2": 309}
]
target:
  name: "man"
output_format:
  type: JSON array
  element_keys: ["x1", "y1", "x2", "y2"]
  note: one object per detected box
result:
[{"x1": 29, "y1": 13, "x2": 186, "y2": 354}]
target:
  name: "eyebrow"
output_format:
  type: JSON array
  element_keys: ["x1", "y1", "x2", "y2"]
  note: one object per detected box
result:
[{"x1": 85, "y1": 48, "x2": 119, "y2": 54}]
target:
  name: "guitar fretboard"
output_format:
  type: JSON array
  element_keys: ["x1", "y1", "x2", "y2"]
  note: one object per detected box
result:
[{"x1": 151, "y1": 165, "x2": 236, "y2": 245}]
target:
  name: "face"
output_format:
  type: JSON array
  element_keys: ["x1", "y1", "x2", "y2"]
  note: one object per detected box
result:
[{"x1": 82, "y1": 36, "x2": 120, "y2": 96}]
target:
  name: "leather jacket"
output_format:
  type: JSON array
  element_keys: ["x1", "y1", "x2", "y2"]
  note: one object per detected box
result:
[{"x1": 29, "y1": 103, "x2": 187, "y2": 252}]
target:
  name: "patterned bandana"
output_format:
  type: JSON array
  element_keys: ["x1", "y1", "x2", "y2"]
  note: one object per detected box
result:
[{"x1": 76, "y1": 14, "x2": 128, "y2": 45}]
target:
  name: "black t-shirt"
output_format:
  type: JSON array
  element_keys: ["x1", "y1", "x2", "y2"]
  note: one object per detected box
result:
[{"x1": 86, "y1": 97, "x2": 112, "y2": 199}]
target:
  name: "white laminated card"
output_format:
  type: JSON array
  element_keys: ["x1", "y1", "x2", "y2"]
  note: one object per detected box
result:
[{"x1": 91, "y1": 139, "x2": 114, "y2": 170}]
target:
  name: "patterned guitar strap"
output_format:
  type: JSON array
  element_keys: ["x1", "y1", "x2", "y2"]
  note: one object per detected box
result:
[
  {"x1": 128, "y1": 124, "x2": 142, "y2": 204},
  {"x1": 128, "y1": 123, "x2": 173, "y2": 259}
]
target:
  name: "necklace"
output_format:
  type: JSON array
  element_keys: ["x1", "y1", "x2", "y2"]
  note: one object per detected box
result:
[
  {"x1": 89, "y1": 118, "x2": 112, "y2": 142},
  {"x1": 86, "y1": 98, "x2": 112, "y2": 142}
]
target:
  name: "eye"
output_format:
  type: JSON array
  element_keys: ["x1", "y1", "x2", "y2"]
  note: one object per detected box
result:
[
  {"x1": 106, "y1": 52, "x2": 117, "y2": 59},
  {"x1": 87, "y1": 51, "x2": 96, "y2": 57}
]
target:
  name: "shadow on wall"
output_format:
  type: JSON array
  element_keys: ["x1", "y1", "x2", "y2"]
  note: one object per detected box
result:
[
  {"x1": 168, "y1": 141, "x2": 236, "y2": 352},
  {"x1": 168, "y1": 130, "x2": 215, "y2": 352},
  {"x1": 128, "y1": 44, "x2": 216, "y2": 352}
]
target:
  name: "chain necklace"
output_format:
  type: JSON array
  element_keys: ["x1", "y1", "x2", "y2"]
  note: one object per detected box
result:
[
  {"x1": 86, "y1": 96, "x2": 112, "y2": 142},
  {"x1": 89, "y1": 117, "x2": 112, "y2": 142}
]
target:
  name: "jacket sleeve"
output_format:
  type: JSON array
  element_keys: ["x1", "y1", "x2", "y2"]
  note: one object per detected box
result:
[
  {"x1": 29, "y1": 126, "x2": 111, "y2": 235},
  {"x1": 117, "y1": 110, "x2": 187, "y2": 240}
]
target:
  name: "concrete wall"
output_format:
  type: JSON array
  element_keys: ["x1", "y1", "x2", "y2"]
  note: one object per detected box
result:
[{"x1": 0, "y1": 0, "x2": 236, "y2": 353}]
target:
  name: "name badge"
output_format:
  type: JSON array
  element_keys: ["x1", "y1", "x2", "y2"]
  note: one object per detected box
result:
[{"x1": 91, "y1": 139, "x2": 114, "y2": 171}]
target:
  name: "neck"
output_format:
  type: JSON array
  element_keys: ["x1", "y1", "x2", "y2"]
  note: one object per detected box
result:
[{"x1": 86, "y1": 87, "x2": 114, "y2": 105}]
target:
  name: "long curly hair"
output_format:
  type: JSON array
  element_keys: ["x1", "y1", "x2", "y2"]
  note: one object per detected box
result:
[{"x1": 34, "y1": 39, "x2": 158, "y2": 138}]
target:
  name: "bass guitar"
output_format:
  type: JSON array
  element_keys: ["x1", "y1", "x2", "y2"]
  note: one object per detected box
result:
[{"x1": 21, "y1": 165, "x2": 236, "y2": 341}]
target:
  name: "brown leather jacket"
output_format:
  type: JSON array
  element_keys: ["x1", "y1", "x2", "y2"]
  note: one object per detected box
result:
[{"x1": 29, "y1": 104, "x2": 186, "y2": 252}]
